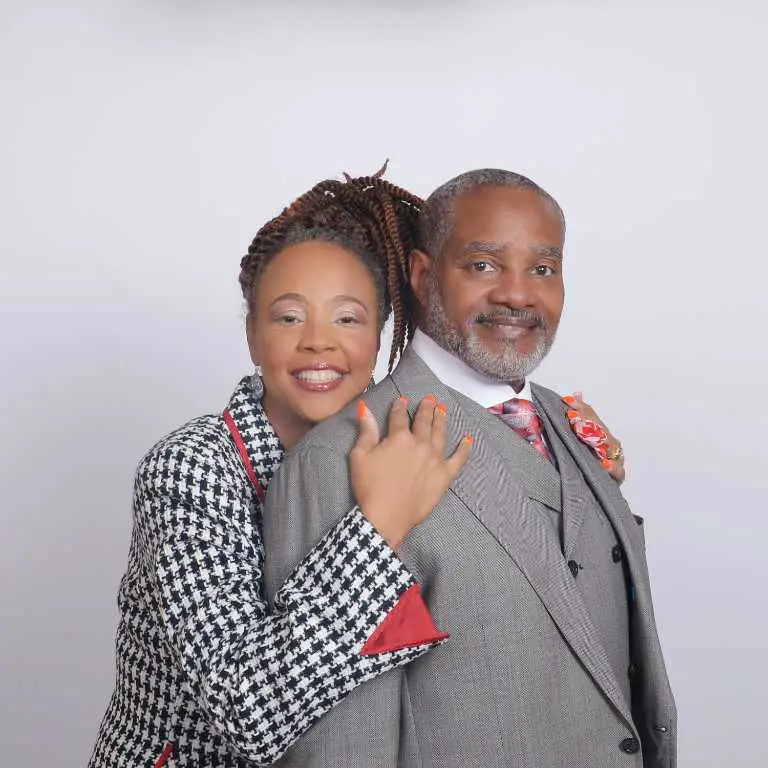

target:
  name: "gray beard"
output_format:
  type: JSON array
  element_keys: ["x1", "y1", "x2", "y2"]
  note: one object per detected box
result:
[{"x1": 421, "y1": 278, "x2": 555, "y2": 382}]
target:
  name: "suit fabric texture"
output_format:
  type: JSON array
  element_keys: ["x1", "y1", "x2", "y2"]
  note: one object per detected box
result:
[{"x1": 263, "y1": 349, "x2": 677, "y2": 768}]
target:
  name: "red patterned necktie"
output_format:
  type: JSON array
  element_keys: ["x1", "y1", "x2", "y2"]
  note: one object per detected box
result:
[{"x1": 488, "y1": 397, "x2": 553, "y2": 463}]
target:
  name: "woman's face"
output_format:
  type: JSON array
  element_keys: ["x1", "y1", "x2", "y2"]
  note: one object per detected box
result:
[{"x1": 247, "y1": 240, "x2": 381, "y2": 448}]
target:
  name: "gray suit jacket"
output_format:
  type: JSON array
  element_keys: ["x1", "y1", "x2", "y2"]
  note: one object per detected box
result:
[{"x1": 263, "y1": 349, "x2": 677, "y2": 767}]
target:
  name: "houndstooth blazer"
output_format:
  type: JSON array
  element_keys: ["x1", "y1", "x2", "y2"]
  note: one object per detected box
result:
[{"x1": 88, "y1": 376, "x2": 446, "y2": 768}]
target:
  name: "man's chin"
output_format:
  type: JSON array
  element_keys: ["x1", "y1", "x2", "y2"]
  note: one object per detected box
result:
[{"x1": 463, "y1": 339, "x2": 552, "y2": 382}]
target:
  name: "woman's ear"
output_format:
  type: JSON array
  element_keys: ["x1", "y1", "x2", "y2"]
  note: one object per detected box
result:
[{"x1": 245, "y1": 313, "x2": 260, "y2": 368}]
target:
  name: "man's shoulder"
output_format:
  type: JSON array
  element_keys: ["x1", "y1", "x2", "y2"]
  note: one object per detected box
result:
[
  {"x1": 531, "y1": 381, "x2": 565, "y2": 406},
  {"x1": 291, "y1": 377, "x2": 401, "y2": 457}
]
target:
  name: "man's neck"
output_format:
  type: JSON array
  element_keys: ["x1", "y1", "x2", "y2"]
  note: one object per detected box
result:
[{"x1": 409, "y1": 329, "x2": 533, "y2": 408}]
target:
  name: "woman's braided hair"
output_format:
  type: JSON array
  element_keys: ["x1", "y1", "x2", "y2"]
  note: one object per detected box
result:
[{"x1": 239, "y1": 163, "x2": 423, "y2": 371}]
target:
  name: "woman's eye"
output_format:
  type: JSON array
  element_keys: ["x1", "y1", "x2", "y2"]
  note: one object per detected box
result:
[
  {"x1": 337, "y1": 314, "x2": 361, "y2": 325},
  {"x1": 275, "y1": 314, "x2": 301, "y2": 325}
]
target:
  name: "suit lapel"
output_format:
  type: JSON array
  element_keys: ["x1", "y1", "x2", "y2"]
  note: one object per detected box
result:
[
  {"x1": 224, "y1": 377, "x2": 284, "y2": 490},
  {"x1": 534, "y1": 384, "x2": 676, "y2": 721},
  {"x1": 534, "y1": 400, "x2": 588, "y2": 560},
  {"x1": 533, "y1": 384, "x2": 647, "y2": 589},
  {"x1": 391, "y1": 350, "x2": 635, "y2": 728},
  {"x1": 391, "y1": 350, "x2": 562, "y2": 512}
]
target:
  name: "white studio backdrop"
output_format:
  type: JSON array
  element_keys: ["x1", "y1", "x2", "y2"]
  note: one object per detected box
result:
[{"x1": 1, "y1": 1, "x2": 766, "y2": 765}]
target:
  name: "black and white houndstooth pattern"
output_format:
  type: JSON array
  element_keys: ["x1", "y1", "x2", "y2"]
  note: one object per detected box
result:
[{"x1": 89, "y1": 377, "x2": 437, "y2": 767}]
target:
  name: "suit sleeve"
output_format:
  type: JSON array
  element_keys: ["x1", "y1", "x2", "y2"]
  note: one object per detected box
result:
[{"x1": 138, "y1": 439, "x2": 444, "y2": 766}]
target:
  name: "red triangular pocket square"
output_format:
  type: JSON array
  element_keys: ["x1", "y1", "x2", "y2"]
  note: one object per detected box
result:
[{"x1": 360, "y1": 583, "x2": 449, "y2": 656}]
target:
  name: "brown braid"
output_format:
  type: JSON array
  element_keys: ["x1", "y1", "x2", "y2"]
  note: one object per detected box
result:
[{"x1": 239, "y1": 164, "x2": 423, "y2": 371}]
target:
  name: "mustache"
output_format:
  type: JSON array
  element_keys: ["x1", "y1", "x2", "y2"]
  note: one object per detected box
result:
[{"x1": 471, "y1": 308, "x2": 549, "y2": 331}]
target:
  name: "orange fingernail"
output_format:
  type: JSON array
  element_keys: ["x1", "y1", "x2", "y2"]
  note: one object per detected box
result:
[
  {"x1": 399, "y1": 395, "x2": 408, "y2": 404},
  {"x1": 436, "y1": 403, "x2": 447, "y2": 415},
  {"x1": 425, "y1": 394, "x2": 437, "y2": 403},
  {"x1": 562, "y1": 395, "x2": 575, "y2": 404},
  {"x1": 357, "y1": 400, "x2": 367, "y2": 420},
  {"x1": 602, "y1": 459, "x2": 613, "y2": 470},
  {"x1": 567, "y1": 410, "x2": 579, "y2": 419},
  {"x1": 464, "y1": 434, "x2": 475, "y2": 445}
]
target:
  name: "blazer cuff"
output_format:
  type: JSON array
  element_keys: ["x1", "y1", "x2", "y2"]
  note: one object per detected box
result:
[
  {"x1": 360, "y1": 582, "x2": 449, "y2": 655},
  {"x1": 341, "y1": 509, "x2": 448, "y2": 656},
  {"x1": 282, "y1": 506, "x2": 447, "y2": 656}
]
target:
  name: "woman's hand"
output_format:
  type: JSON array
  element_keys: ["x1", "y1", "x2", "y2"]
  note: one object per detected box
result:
[
  {"x1": 351, "y1": 395, "x2": 474, "y2": 552},
  {"x1": 563, "y1": 392, "x2": 626, "y2": 485}
]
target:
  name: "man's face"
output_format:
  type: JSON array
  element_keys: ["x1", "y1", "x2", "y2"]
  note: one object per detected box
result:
[{"x1": 411, "y1": 185, "x2": 565, "y2": 382}]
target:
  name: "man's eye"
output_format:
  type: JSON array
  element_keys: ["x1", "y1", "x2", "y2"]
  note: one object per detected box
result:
[
  {"x1": 533, "y1": 265, "x2": 556, "y2": 276},
  {"x1": 471, "y1": 261, "x2": 494, "y2": 273}
]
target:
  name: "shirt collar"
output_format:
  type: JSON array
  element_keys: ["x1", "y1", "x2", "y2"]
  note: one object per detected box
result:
[{"x1": 409, "y1": 329, "x2": 534, "y2": 408}]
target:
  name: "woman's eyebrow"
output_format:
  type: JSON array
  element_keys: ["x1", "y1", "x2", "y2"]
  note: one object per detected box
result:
[
  {"x1": 269, "y1": 292, "x2": 307, "y2": 308},
  {"x1": 332, "y1": 294, "x2": 369, "y2": 311},
  {"x1": 270, "y1": 293, "x2": 370, "y2": 314}
]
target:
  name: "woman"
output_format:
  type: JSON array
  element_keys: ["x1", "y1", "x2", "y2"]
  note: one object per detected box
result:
[{"x1": 89, "y1": 169, "x2": 625, "y2": 767}]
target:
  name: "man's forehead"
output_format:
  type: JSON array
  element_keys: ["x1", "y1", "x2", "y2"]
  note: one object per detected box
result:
[
  {"x1": 453, "y1": 184, "x2": 558, "y2": 217},
  {"x1": 448, "y1": 188, "x2": 564, "y2": 247}
]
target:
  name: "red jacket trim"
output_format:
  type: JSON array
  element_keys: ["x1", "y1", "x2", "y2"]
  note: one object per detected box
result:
[
  {"x1": 223, "y1": 408, "x2": 266, "y2": 504},
  {"x1": 154, "y1": 741, "x2": 178, "y2": 768},
  {"x1": 360, "y1": 583, "x2": 449, "y2": 656}
]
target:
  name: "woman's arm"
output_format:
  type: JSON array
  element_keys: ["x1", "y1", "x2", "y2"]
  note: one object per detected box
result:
[{"x1": 138, "y1": 421, "x2": 450, "y2": 765}]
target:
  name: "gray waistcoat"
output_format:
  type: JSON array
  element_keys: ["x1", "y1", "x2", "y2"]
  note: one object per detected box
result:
[{"x1": 536, "y1": 408, "x2": 633, "y2": 708}]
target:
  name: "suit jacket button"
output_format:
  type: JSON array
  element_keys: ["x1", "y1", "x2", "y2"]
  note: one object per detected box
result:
[
  {"x1": 568, "y1": 560, "x2": 580, "y2": 577},
  {"x1": 612, "y1": 544, "x2": 624, "y2": 562},
  {"x1": 620, "y1": 737, "x2": 640, "y2": 754}
]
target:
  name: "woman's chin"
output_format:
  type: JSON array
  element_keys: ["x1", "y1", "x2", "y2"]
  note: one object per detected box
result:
[{"x1": 294, "y1": 386, "x2": 367, "y2": 425}]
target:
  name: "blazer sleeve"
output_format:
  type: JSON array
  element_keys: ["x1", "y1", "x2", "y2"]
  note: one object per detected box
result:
[{"x1": 137, "y1": 437, "x2": 445, "y2": 766}]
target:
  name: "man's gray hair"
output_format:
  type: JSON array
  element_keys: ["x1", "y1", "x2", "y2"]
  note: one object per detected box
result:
[{"x1": 417, "y1": 168, "x2": 565, "y2": 258}]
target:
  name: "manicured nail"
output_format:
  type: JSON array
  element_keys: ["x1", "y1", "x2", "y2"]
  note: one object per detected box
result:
[
  {"x1": 436, "y1": 403, "x2": 447, "y2": 415},
  {"x1": 425, "y1": 394, "x2": 437, "y2": 404},
  {"x1": 399, "y1": 395, "x2": 408, "y2": 404},
  {"x1": 567, "y1": 410, "x2": 579, "y2": 420},
  {"x1": 562, "y1": 395, "x2": 575, "y2": 405},
  {"x1": 602, "y1": 459, "x2": 613, "y2": 470},
  {"x1": 464, "y1": 434, "x2": 475, "y2": 445},
  {"x1": 357, "y1": 400, "x2": 367, "y2": 420}
]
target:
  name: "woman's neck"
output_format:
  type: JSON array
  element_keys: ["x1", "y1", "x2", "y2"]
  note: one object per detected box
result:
[{"x1": 262, "y1": 392, "x2": 312, "y2": 451}]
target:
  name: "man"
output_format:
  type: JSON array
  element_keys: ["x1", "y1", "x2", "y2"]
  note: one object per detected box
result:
[{"x1": 262, "y1": 169, "x2": 677, "y2": 767}]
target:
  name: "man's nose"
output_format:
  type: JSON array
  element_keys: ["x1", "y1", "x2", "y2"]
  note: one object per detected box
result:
[{"x1": 486, "y1": 269, "x2": 536, "y2": 308}]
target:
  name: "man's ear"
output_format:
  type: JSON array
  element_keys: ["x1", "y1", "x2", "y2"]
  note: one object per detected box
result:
[
  {"x1": 245, "y1": 313, "x2": 260, "y2": 368},
  {"x1": 409, "y1": 248, "x2": 433, "y2": 307}
]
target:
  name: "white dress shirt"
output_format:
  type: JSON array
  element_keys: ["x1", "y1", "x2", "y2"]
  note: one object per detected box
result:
[{"x1": 409, "y1": 329, "x2": 535, "y2": 408}]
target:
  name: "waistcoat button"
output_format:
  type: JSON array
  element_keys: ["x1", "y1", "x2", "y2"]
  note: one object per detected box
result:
[{"x1": 620, "y1": 737, "x2": 640, "y2": 754}]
